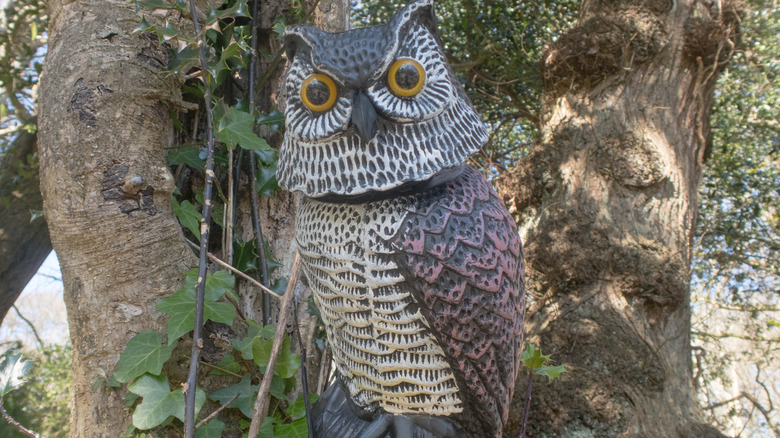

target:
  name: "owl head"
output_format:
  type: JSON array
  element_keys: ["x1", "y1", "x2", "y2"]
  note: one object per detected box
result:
[{"x1": 277, "y1": 0, "x2": 487, "y2": 199}]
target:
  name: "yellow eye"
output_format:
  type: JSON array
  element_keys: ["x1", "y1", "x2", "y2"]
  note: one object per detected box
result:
[
  {"x1": 301, "y1": 73, "x2": 337, "y2": 112},
  {"x1": 388, "y1": 58, "x2": 425, "y2": 97}
]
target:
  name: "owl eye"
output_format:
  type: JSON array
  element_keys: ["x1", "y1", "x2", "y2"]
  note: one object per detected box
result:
[
  {"x1": 388, "y1": 58, "x2": 425, "y2": 97},
  {"x1": 301, "y1": 73, "x2": 337, "y2": 112}
]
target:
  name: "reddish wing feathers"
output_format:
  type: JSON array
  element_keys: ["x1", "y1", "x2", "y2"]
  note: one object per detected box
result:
[{"x1": 388, "y1": 166, "x2": 525, "y2": 437}]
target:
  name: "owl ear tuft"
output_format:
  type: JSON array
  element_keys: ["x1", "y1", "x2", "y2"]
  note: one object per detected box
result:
[
  {"x1": 394, "y1": 0, "x2": 438, "y2": 35},
  {"x1": 284, "y1": 25, "x2": 319, "y2": 60}
]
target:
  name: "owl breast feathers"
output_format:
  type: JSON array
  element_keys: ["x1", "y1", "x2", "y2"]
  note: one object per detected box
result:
[{"x1": 277, "y1": 0, "x2": 525, "y2": 437}]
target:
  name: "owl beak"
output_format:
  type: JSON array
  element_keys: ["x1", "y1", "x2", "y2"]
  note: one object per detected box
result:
[{"x1": 351, "y1": 90, "x2": 378, "y2": 142}]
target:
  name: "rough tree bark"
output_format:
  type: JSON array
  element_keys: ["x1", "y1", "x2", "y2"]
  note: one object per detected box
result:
[
  {"x1": 37, "y1": 0, "x2": 195, "y2": 435},
  {"x1": 0, "y1": 131, "x2": 52, "y2": 325},
  {"x1": 37, "y1": 0, "x2": 347, "y2": 435},
  {"x1": 501, "y1": 0, "x2": 740, "y2": 436}
]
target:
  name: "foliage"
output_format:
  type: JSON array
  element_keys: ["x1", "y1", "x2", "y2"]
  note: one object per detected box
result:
[
  {"x1": 106, "y1": 0, "x2": 322, "y2": 436},
  {"x1": 351, "y1": 0, "x2": 577, "y2": 172},
  {"x1": 520, "y1": 342, "x2": 566, "y2": 382},
  {"x1": 692, "y1": 0, "x2": 780, "y2": 435},
  {"x1": 0, "y1": 344, "x2": 71, "y2": 438}
]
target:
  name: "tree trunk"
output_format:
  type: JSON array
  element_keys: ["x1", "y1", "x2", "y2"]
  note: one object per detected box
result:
[
  {"x1": 501, "y1": 0, "x2": 740, "y2": 436},
  {"x1": 37, "y1": 0, "x2": 348, "y2": 435},
  {"x1": 0, "y1": 131, "x2": 52, "y2": 325},
  {"x1": 37, "y1": 1, "x2": 195, "y2": 435}
]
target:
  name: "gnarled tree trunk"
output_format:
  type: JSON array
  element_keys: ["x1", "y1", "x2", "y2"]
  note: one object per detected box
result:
[
  {"x1": 502, "y1": 0, "x2": 740, "y2": 436},
  {"x1": 37, "y1": 0, "x2": 347, "y2": 435},
  {"x1": 0, "y1": 131, "x2": 52, "y2": 325},
  {"x1": 38, "y1": 1, "x2": 195, "y2": 434}
]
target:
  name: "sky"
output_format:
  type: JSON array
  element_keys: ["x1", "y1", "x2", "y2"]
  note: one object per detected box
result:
[{"x1": 0, "y1": 251, "x2": 68, "y2": 349}]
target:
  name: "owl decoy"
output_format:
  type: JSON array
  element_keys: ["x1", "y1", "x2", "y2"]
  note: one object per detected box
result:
[{"x1": 277, "y1": 1, "x2": 525, "y2": 436}]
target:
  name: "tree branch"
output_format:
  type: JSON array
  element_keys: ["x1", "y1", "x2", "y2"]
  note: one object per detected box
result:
[{"x1": 248, "y1": 253, "x2": 301, "y2": 437}]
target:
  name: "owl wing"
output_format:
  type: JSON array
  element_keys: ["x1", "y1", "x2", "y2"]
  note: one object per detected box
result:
[{"x1": 385, "y1": 165, "x2": 525, "y2": 437}]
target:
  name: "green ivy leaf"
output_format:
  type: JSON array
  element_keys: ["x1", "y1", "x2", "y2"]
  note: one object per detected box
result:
[
  {"x1": 217, "y1": 107, "x2": 270, "y2": 151},
  {"x1": 256, "y1": 159, "x2": 280, "y2": 198},
  {"x1": 253, "y1": 335, "x2": 300, "y2": 378},
  {"x1": 233, "y1": 321, "x2": 275, "y2": 360},
  {"x1": 520, "y1": 343, "x2": 551, "y2": 370},
  {"x1": 195, "y1": 419, "x2": 225, "y2": 438},
  {"x1": 256, "y1": 111, "x2": 285, "y2": 132},
  {"x1": 274, "y1": 417, "x2": 309, "y2": 438},
  {"x1": 113, "y1": 331, "x2": 176, "y2": 383},
  {"x1": 286, "y1": 393, "x2": 319, "y2": 420},
  {"x1": 534, "y1": 364, "x2": 567, "y2": 382},
  {"x1": 272, "y1": 18, "x2": 287, "y2": 41},
  {"x1": 257, "y1": 417, "x2": 278, "y2": 436},
  {"x1": 211, "y1": 354, "x2": 241, "y2": 376},
  {"x1": 208, "y1": 375, "x2": 258, "y2": 417},
  {"x1": 128, "y1": 374, "x2": 205, "y2": 430},
  {"x1": 156, "y1": 270, "x2": 237, "y2": 344},
  {"x1": 0, "y1": 353, "x2": 33, "y2": 396},
  {"x1": 233, "y1": 237, "x2": 258, "y2": 273},
  {"x1": 171, "y1": 198, "x2": 202, "y2": 240},
  {"x1": 168, "y1": 146, "x2": 206, "y2": 169},
  {"x1": 168, "y1": 45, "x2": 200, "y2": 74}
]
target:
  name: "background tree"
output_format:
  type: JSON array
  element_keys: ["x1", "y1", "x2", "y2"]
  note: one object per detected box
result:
[
  {"x1": 2, "y1": 0, "x2": 778, "y2": 436},
  {"x1": 0, "y1": 0, "x2": 51, "y2": 325}
]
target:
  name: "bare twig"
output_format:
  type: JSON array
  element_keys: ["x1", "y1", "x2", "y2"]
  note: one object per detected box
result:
[
  {"x1": 195, "y1": 392, "x2": 241, "y2": 430},
  {"x1": 519, "y1": 373, "x2": 533, "y2": 438},
  {"x1": 198, "y1": 360, "x2": 243, "y2": 379},
  {"x1": 184, "y1": 0, "x2": 218, "y2": 433},
  {"x1": 0, "y1": 396, "x2": 40, "y2": 437},
  {"x1": 291, "y1": 293, "x2": 314, "y2": 436},
  {"x1": 186, "y1": 239, "x2": 282, "y2": 300},
  {"x1": 11, "y1": 305, "x2": 44, "y2": 350},
  {"x1": 247, "y1": 0, "x2": 271, "y2": 325},
  {"x1": 248, "y1": 254, "x2": 302, "y2": 437}
]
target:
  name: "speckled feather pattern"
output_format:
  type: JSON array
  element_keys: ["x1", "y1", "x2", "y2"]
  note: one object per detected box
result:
[
  {"x1": 278, "y1": 20, "x2": 487, "y2": 198},
  {"x1": 295, "y1": 166, "x2": 523, "y2": 437},
  {"x1": 278, "y1": 1, "x2": 524, "y2": 436},
  {"x1": 388, "y1": 166, "x2": 525, "y2": 437}
]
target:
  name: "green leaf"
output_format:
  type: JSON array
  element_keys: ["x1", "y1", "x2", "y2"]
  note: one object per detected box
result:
[
  {"x1": 217, "y1": 107, "x2": 270, "y2": 151},
  {"x1": 168, "y1": 45, "x2": 200, "y2": 74},
  {"x1": 534, "y1": 364, "x2": 567, "y2": 382},
  {"x1": 520, "y1": 343, "x2": 551, "y2": 370},
  {"x1": 253, "y1": 335, "x2": 300, "y2": 378},
  {"x1": 286, "y1": 393, "x2": 319, "y2": 420},
  {"x1": 256, "y1": 111, "x2": 285, "y2": 132},
  {"x1": 171, "y1": 198, "x2": 202, "y2": 239},
  {"x1": 257, "y1": 417, "x2": 278, "y2": 437},
  {"x1": 256, "y1": 159, "x2": 280, "y2": 197},
  {"x1": 30, "y1": 209, "x2": 43, "y2": 222},
  {"x1": 233, "y1": 237, "x2": 258, "y2": 273},
  {"x1": 168, "y1": 147, "x2": 206, "y2": 169},
  {"x1": 210, "y1": 354, "x2": 241, "y2": 376},
  {"x1": 195, "y1": 419, "x2": 225, "y2": 438},
  {"x1": 208, "y1": 375, "x2": 258, "y2": 417},
  {"x1": 128, "y1": 374, "x2": 205, "y2": 430},
  {"x1": 233, "y1": 321, "x2": 275, "y2": 360},
  {"x1": 274, "y1": 417, "x2": 309, "y2": 438},
  {"x1": 0, "y1": 353, "x2": 33, "y2": 396},
  {"x1": 156, "y1": 270, "x2": 237, "y2": 344},
  {"x1": 272, "y1": 18, "x2": 287, "y2": 41},
  {"x1": 113, "y1": 331, "x2": 176, "y2": 383}
]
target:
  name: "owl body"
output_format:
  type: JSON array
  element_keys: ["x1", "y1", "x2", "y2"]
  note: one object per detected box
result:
[
  {"x1": 296, "y1": 193, "x2": 464, "y2": 417},
  {"x1": 278, "y1": 1, "x2": 525, "y2": 437}
]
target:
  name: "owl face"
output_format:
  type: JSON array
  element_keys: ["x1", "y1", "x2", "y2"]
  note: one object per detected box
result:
[{"x1": 277, "y1": 0, "x2": 487, "y2": 198}]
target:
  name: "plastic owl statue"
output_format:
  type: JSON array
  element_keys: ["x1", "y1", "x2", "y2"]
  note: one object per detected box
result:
[{"x1": 277, "y1": 1, "x2": 525, "y2": 436}]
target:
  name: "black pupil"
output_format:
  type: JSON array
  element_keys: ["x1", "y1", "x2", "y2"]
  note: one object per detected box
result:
[
  {"x1": 306, "y1": 79, "x2": 331, "y2": 106},
  {"x1": 395, "y1": 64, "x2": 420, "y2": 90}
]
